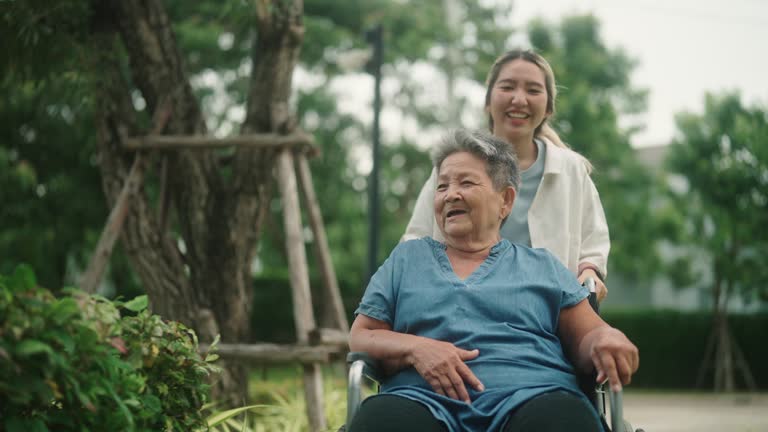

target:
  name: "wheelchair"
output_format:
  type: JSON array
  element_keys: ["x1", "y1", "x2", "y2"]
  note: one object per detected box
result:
[{"x1": 340, "y1": 279, "x2": 644, "y2": 432}]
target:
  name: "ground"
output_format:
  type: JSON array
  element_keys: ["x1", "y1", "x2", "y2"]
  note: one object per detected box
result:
[{"x1": 621, "y1": 391, "x2": 768, "y2": 432}]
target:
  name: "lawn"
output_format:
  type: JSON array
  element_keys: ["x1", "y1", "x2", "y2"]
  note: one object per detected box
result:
[{"x1": 208, "y1": 363, "x2": 366, "y2": 432}]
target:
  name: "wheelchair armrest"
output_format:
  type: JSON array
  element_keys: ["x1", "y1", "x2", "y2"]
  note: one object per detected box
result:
[
  {"x1": 346, "y1": 352, "x2": 385, "y2": 426},
  {"x1": 347, "y1": 352, "x2": 385, "y2": 383}
]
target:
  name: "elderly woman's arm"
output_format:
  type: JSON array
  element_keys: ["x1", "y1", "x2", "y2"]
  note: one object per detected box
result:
[
  {"x1": 350, "y1": 314, "x2": 485, "y2": 403},
  {"x1": 558, "y1": 300, "x2": 639, "y2": 392}
]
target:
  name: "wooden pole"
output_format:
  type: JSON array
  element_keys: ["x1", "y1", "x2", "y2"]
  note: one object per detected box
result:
[
  {"x1": 733, "y1": 339, "x2": 758, "y2": 391},
  {"x1": 80, "y1": 99, "x2": 173, "y2": 294},
  {"x1": 201, "y1": 342, "x2": 339, "y2": 364},
  {"x1": 308, "y1": 328, "x2": 349, "y2": 347},
  {"x1": 296, "y1": 152, "x2": 349, "y2": 331},
  {"x1": 79, "y1": 154, "x2": 146, "y2": 293},
  {"x1": 276, "y1": 149, "x2": 326, "y2": 432}
]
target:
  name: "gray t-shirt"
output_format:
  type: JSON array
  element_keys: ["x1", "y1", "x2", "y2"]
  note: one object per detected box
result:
[{"x1": 500, "y1": 138, "x2": 546, "y2": 246}]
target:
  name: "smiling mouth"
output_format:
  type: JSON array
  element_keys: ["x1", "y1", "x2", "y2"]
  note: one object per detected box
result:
[
  {"x1": 446, "y1": 209, "x2": 467, "y2": 218},
  {"x1": 506, "y1": 112, "x2": 530, "y2": 119}
]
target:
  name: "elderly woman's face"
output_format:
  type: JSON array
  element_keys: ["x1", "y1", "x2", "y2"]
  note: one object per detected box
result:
[{"x1": 434, "y1": 152, "x2": 509, "y2": 243}]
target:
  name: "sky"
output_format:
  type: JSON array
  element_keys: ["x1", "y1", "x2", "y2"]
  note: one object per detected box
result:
[{"x1": 509, "y1": 0, "x2": 768, "y2": 147}]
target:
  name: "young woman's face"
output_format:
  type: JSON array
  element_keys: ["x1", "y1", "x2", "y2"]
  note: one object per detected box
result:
[{"x1": 487, "y1": 59, "x2": 550, "y2": 145}]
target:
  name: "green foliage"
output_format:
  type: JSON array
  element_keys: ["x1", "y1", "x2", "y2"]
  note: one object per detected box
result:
[
  {"x1": 527, "y1": 15, "x2": 662, "y2": 282},
  {"x1": 665, "y1": 93, "x2": 768, "y2": 303},
  {"x1": 0, "y1": 265, "x2": 220, "y2": 431},
  {"x1": 603, "y1": 309, "x2": 768, "y2": 389},
  {"x1": 0, "y1": 0, "x2": 92, "y2": 82},
  {"x1": 247, "y1": 365, "x2": 360, "y2": 432},
  {"x1": 0, "y1": 72, "x2": 106, "y2": 290},
  {"x1": 2, "y1": 1, "x2": 691, "y2": 348},
  {"x1": 198, "y1": 366, "x2": 356, "y2": 432}
]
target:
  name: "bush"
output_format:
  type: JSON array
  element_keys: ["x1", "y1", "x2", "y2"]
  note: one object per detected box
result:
[
  {"x1": 0, "y1": 265, "x2": 220, "y2": 431},
  {"x1": 603, "y1": 308, "x2": 768, "y2": 390}
]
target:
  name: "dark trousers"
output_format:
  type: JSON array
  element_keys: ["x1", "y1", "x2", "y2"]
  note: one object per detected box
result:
[{"x1": 347, "y1": 391, "x2": 601, "y2": 432}]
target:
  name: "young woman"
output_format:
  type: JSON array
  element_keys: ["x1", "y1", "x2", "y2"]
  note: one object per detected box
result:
[{"x1": 403, "y1": 49, "x2": 610, "y2": 300}]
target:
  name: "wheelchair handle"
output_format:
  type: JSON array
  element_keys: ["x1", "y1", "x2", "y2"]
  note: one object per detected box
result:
[
  {"x1": 610, "y1": 387, "x2": 624, "y2": 432},
  {"x1": 584, "y1": 277, "x2": 599, "y2": 313}
]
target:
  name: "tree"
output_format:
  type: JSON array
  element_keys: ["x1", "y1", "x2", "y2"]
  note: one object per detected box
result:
[
  {"x1": 3, "y1": 0, "x2": 670, "y2": 409},
  {"x1": 5, "y1": 0, "x2": 305, "y2": 402},
  {"x1": 2, "y1": 0, "x2": 516, "y2": 410},
  {"x1": 526, "y1": 15, "x2": 664, "y2": 284},
  {"x1": 666, "y1": 92, "x2": 768, "y2": 390}
]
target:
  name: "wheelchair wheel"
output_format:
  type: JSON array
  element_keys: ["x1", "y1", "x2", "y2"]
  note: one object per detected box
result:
[{"x1": 621, "y1": 420, "x2": 634, "y2": 432}]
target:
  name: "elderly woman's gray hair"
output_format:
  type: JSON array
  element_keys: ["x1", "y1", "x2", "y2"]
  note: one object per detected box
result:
[{"x1": 432, "y1": 129, "x2": 520, "y2": 191}]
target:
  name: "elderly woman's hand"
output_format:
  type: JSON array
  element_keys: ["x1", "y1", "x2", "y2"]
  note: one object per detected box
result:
[
  {"x1": 588, "y1": 326, "x2": 639, "y2": 392},
  {"x1": 407, "y1": 337, "x2": 485, "y2": 403}
]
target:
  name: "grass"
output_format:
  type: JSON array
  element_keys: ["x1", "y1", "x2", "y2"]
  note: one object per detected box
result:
[{"x1": 206, "y1": 363, "x2": 375, "y2": 432}]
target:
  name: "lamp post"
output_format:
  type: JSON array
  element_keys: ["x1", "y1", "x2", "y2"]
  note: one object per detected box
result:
[{"x1": 365, "y1": 24, "x2": 383, "y2": 283}]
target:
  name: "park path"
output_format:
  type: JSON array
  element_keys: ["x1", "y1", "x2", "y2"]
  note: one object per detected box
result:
[{"x1": 620, "y1": 391, "x2": 768, "y2": 432}]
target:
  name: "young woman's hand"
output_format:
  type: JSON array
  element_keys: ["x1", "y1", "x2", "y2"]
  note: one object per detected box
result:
[{"x1": 578, "y1": 267, "x2": 607, "y2": 302}]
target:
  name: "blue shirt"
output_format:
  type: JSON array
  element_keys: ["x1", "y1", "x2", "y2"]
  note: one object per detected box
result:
[{"x1": 355, "y1": 238, "x2": 597, "y2": 432}]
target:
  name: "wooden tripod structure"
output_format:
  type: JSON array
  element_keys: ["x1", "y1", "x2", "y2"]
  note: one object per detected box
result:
[{"x1": 80, "y1": 110, "x2": 349, "y2": 431}]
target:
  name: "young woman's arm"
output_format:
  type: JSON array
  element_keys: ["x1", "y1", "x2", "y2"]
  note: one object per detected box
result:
[
  {"x1": 401, "y1": 169, "x2": 438, "y2": 242},
  {"x1": 577, "y1": 173, "x2": 610, "y2": 299}
]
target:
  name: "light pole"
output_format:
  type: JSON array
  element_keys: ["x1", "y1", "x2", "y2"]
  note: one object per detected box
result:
[{"x1": 365, "y1": 24, "x2": 383, "y2": 283}]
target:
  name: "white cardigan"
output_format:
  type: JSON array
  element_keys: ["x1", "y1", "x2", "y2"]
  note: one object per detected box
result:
[{"x1": 402, "y1": 139, "x2": 610, "y2": 277}]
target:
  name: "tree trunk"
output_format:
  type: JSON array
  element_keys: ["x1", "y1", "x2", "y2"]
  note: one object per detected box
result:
[
  {"x1": 699, "y1": 256, "x2": 737, "y2": 392},
  {"x1": 86, "y1": 0, "x2": 304, "y2": 404}
]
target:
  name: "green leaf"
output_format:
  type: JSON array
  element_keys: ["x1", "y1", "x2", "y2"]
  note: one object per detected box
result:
[
  {"x1": 15, "y1": 340, "x2": 53, "y2": 357},
  {"x1": 5, "y1": 417, "x2": 48, "y2": 432},
  {"x1": 206, "y1": 405, "x2": 269, "y2": 427},
  {"x1": 122, "y1": 295, "x2": 148, "y2": 312},
  {"x1": 9, "y1": 264, "x2": 36, "y2": 292},
  {"x1": 50, "y1": 298, "x2": 81, "y2": 324},
  {"x1": 143, "y1": 394, "x2": 162, "y2": 414}
]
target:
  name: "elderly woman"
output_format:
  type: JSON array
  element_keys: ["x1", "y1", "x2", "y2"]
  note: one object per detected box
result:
[{"x1": 348, "y1": 129, "x2": 638, "y2": 432}]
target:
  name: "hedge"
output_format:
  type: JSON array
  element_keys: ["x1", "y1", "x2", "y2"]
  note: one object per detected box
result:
[
  {"x1": 250, "y1": 276, "x2": 768, "y2": 390},
  {"x1": 602, "y1": 309, "x2": 768, "y2": 390}
]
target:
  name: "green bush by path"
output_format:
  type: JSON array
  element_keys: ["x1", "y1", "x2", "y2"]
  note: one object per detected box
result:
[
  {"x1": 603, "y1": 309, "x2": 768, "y2": 390},
  {"x1": 250, "y1": 275, "x2": 768, "y2": 391},
  {"x1": 0, "y1": 265, "x2": 221, "y2": 431}
]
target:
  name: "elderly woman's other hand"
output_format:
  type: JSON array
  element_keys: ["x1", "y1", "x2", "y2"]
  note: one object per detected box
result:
[
  {"x1": 560, "y1": 300, "x2": 639, "y2": 392},
  {"x1": 588, "y1": 326, "x2": 639, "y2": 392},
  {"x1": 407, "y1": 337, "x2": 485, "y2": 403}
]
